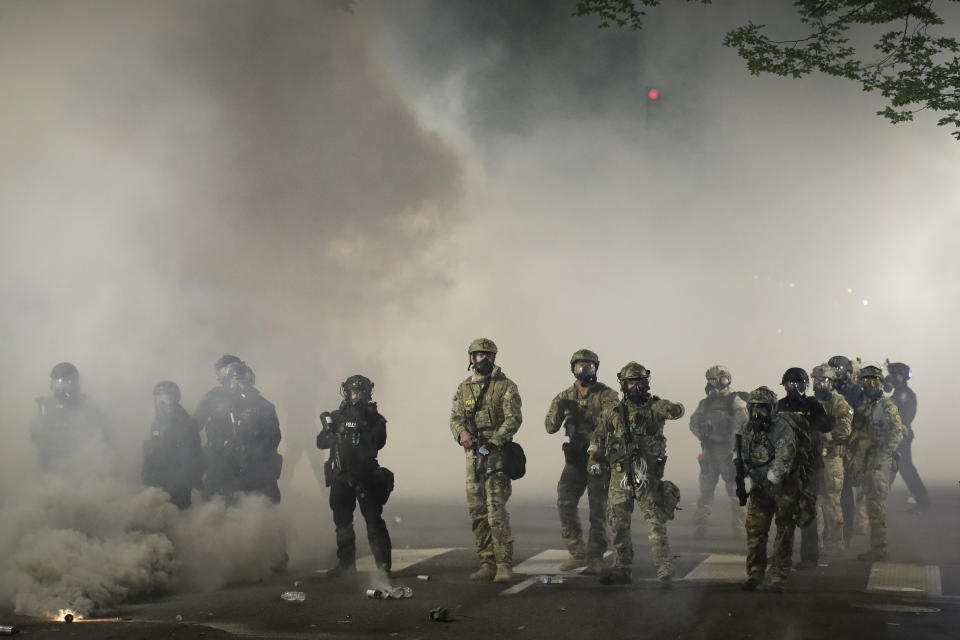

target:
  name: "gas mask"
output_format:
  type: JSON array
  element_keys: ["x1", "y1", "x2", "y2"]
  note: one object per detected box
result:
[
  {"x1": 705, "y1": 377, "x2": 729, "y2": 396},
  {"x1": 51, "y1": 377, "x2": 77, "y2": 402},
  {"x1": 624, "y1": 378, "x2": 650, "y2": 404},
  {"x1": 861, "y1": 376, "x2": 884, "y2": 400},
  {"x1": 154, "y1": 393, "x2": 178, "y2": 418},
  {"x1": 812, "y1": 378, "x2": 832, "y2": 401},
  {"x1": 748, "y1": 404, "x2": 773, "y2": 431},
  {"x1": 783, "y1": 381, "x2": 807, "y2": 398},
  {"x1": 470, "y1": 352, "x2": 495, "y2": 376},
  {"x1": 573, "y1": 361, "x2": 597, "y2": 385}
]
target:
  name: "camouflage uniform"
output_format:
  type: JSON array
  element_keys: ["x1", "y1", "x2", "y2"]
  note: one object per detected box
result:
[
  {"x1": 545, "y1": 380, "x2": 619, "y2": 563},
  {"x1": 689, "y1": 383, "x2": 748, "y2": 536},
  {"x1": 450, "y1": 364, "x2": 522, "y2": 571},
  {"x1": 849, "y1": 380, "x2": 906, "y2": 558},
  {"x1": 816, "y1": 389, "x2": 853, "y2": 551},
  {"x1": 741, "y1": 388, "x2": 800, "y2": 586},
  {"x1": 589, "y1": 380, "x2": 684, "y2": 581}
]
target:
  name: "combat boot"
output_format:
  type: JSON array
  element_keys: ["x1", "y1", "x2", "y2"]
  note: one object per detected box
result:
[
  {"x1": 493, "y1": 564, "x2": 513, "y2": 583},
  {"x1": 767, "y1": 578, "x2": 786, "y2": 594},
  {"x1": 559, "y1": 556, "x2": 587, "y2": 571},
  {"x1": 582, "y1": 558, "x2": 605, "y2": 576},
  {"x1": 857, "y1": 549, "x2": 887, "y2": 562},
  {"x1": 741, "y1": 577, "x2": 761, "y2": 591},
  {"x1": 470, "y1": 564, "x2": 496, "y2": 581}
]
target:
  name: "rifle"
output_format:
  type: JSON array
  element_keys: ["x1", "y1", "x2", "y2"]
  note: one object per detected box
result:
[
  {"x1": 734, "y1": 433, "x2": 749, "y2": 506},
  {"x1": 318, "y1": 412, "x2": 342, "y2": 478},
  {"x1": 466, "y1": 379, "x2": 492, "y2": 484},
  {"x1": 617, "y1": 403, "x2": 647, "y2": 496}
]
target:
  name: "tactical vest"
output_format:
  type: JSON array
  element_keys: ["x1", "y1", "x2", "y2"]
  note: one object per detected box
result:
[{"x1": 697, "y1": 393, "x2": 740, "y2": 445}]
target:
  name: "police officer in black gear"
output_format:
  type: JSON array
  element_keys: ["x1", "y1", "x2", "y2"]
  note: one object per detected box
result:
[
  {"x1": 884, "y1": 362, "x2": 930, "y2": 509},
  {"x1": 142, "y1": 381, "x2": 204, "y2": 509},
  {"x1": 829, "y1": 355, "x2": 865, "y2": 545},
  {"x1": 317, "y1": 374, "x2": 393, "y2": 577},
  {"x1": 777, "y1": 368, "x2": 831, "y2": 570},
  {"x1": 196, "y1": 355, "x2": 244, "y2": 499},
  {"x1": 31, "y1": 362, "x2": 111, "y2": 470}
]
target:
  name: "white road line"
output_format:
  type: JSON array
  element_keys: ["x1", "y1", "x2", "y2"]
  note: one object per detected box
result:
[
  {"x1": 682, "y1": 554, "x2": 746, "y2": 582},
  {"x1": 866, "y1": 562, "x2": 941, "y2": 595},
  {"x1": 315, "y1": 548, "x2": 459, "y2": 574},
  {"x1": 499, "y1": 576, "x2": 540, "y2": 596}
]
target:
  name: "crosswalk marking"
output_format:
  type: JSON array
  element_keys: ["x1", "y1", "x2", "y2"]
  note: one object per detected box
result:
[
  {"x1": 866, "y1": 563, "x2": 942, "y2": 596},
  {"x1": 512, "y1": 549, "x2": 588, "y2": 576},
  {"x1": 683, "y1": 554, "x2": 746, "y2": 582},
  {"x1": 316, "y1": 548, "x2": 459, "y2": 574},
  {"x1": 499, "y1": 576, "x2": 541, "y2": 596}
]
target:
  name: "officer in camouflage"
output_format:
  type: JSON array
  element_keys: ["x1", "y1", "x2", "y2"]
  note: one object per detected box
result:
[
  {"x1": 450, "y1": 338, "x2": 523, "y2": 584},
  {"x1": 740, "y1": 386, "x2": 799, "y2": 593},
  {"x1": 810, "y1": 364, "x2": 853, "y2": 553},
  {"x1": 850, "y1": 363, "x2": 907, "y2": 561},
  {"x1": 829, "y1": 354, "x2": 868, "y2": 545},
  {"x1": 588, "y1": 362, "x2": 684, "y2": 587},
  {"x1": 544, "y1": 349, "x2": 619, "y2": 573},
  {"x1": 689, "y1": 365, "x2": 748, "y2": 539},
  {"x1": 884, "y1": 362, "x2": 930, "y2": 510}
]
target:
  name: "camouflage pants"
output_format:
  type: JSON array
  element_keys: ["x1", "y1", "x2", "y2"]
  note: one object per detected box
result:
[
  {"x1": 745, "y1": 484, "x2": 798, "y2": 581},
  {"x1": 607, "y1": 467, "x2": 673, "y2": 579},
  {"x1": 694, "y1": 443, "x2": 744, "y2": 533},
  {"x1": 557, "y1": 461, "x2": 609, "y2": 560},
  {"x1": 465, "y1": 449, "x2": 513, "y2": 567},
  {"x1": 864, "y1": 454, "x2": 894, "y2": 554},
  {"x1": 817, "y1": 455, "x2": 845, "y2": 550}
]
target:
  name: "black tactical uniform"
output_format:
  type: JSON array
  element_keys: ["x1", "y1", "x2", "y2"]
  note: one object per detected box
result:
[
  {"x1": 317, "y1": 375, "x2": 393, "y2": 575},
  {"x1": 142, "y1": 382, "x2": 204, "y2": 508},
  {"x1": 886, "y1": 366, "x2": 929, "y2": 508},
  {"x1": 31, "y1": 363, "x2": 111, "y2": 470}
]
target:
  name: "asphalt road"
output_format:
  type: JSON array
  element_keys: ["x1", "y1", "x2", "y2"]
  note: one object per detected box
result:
[{"x1": 3, "y1": 485, "x2": 957, "y2": 639}]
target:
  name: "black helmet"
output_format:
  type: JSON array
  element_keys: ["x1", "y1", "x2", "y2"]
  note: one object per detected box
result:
[
  {"x1": 153, "y1": 380, "x2": 182, "y2": 403},
  {"x1": 827, "y1": 355, "x2": 852, "y2": 380},
  {"x1": 781, "y1": 367, "x2": 809, "y2": 385},
  {"x1": 50, "y1": 362, "x2": 79, "y2": 381},
  {"x1": 341, "y1": 374, "x2": 374, "y2": 405},
  {"x1": 887, "y1": 362, "x2": 911, "y2": 379},
  {"x1": 214, "y1": 354, "x2": 242, "y2": 371}
]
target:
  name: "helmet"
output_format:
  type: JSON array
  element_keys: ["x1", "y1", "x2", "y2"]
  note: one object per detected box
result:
[
  {"x1": 152, "y1": 380, "x2": 181, "y2": 403},
  {"x1": 705, "y1": 365, "x2": 731, "y2": 381},
  {"x1": 887, "y1": 362, "x2": 911, "y2": 379},
  {"x1": 859, "y1": 362, "x2": 883, "y2": 379},
  {"x1": 617, "y1": 362, "x2": 650, "y2": 381},
  {"x1": 747, "y1": 386, "x2": 778, "y2": 408},
  {"x1": 810, "y1": 364, "x2": 835, "y2": 380},
  {"x1": 828, "y1": 355, "x2": 852, "y2": 379},
  {"x1": 214, "y1": 354, "x2": 242, "y2": 371},
  {"x1": 468, "y1": 338, "x2": 498, "y2": 355},
  {"x1": 781, "y1": 367, "x2": 809, "y2": 385},
  {"x1": 570, "y1": 349, "x2": 599, "y2": 367},
  {"x1": 50, "y1": 362, "x2": 79, "y2": 381},
  {"x1": 341, "y1": 374, "x2": 374, "y2": 405}
]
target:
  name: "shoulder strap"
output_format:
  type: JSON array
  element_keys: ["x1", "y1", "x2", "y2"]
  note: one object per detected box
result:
[
  {"x1": 467, "y1": 378, "x2": 493, "y2": 426},
  {"x1": 618, "y1": 401, "x2": 632, "y2": 445}
]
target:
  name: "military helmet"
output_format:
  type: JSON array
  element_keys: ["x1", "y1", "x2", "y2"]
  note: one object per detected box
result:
[
  {"x1": 828, "y1": 355, "x2": 852, "y2": 373},
  {"x1": 781, "y1": 367, "x2": 809, "y2": 385},
  {"x1": 214, "y1": 354, "x2": 242, "y2": 371},
  {"x1": 810, "y1": 363, "x2": 836, "y2": 380},
  {"x1": 617, "y1": 362, "x2": 650, "y2": 381},
  {"x1": 341, "y1": 374, "x2": 374, "y2": 403},
  {"x1": 570, "y1": 349, "x2": 599, "y2": 367},
  {"x1": 50, "y1": 361, "x2": 79, "y2": 380},
  {"x1": 705, "y1": 365, "x2": 731, "y2": 381},
  {"x1": 747, "y1": 386, "x2": 778, "y2": 408},
  {"x1": 859, "y1": 362, "x2": 884, "y2": 379},
  {"x1": 468, "y1": 338, "x2": 498, "y2": 355},
  {"x1": 153, "y1": 380, "x2": 181, "y2": 402},
  {"x1": 887, "y1": 362, "x2": 911, "y2": 379}
]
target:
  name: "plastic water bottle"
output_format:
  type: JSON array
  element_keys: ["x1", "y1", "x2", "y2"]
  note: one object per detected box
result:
[
  {"x1": 280, "y1": 591, "x2": 306, "y2": 602},
  {"x1": 389, "y1": 586, "x2": 413, "y2": 599}
]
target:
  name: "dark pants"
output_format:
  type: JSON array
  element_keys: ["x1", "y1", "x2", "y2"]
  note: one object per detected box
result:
[
  {"x1": 889, "y1": 432, "x2": 930, "y2": 507},
  {"x1": 799, "y1": 519, "x2": 819, "y2": 564},
  {"x1": 841, "y1": 464, "x2": 855, "y2": 545},
  {"x1": 330, "y1": 475, "x2": 391, "y2": 571}
]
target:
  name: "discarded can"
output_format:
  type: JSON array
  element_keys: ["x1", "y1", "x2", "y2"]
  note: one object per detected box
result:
[
  {"x1": 0, "y1": 626, "x2": 18, "y2": 636},
  {"x1": 366, "y1": 589, "x2": 389, "y2": 599},
  {"x1": 389, "y1": 586, "x2": 413, "y2": 599},
  {"x1": 429, "y1": 607, "x2": 450, "y2": 622},
  {"x1": 280, "y1": 591, "x2": 306, "y2": 602},
  {"x1": 540, "y1": 576, "x2": 565, "y2": 584},
  {"x1": 417, "y1": 574, "x2": 431, "y2": 581}
]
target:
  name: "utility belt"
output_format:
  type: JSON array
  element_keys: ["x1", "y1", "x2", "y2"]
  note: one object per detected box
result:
[{"x1": 822, "y1": 443, "x2": 845, "y2": 459}]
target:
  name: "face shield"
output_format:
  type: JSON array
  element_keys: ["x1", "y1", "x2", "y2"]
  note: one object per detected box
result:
[
  {"x1": 573, "y1": 360, "x2": 597, "y2": 385},
  {"x1": 783, "y1": 381, "x2": 807, "y2": 398},
  {"x1": 51, "y1": 377, "x2": 77, "y2": 401},
  {"x1": 624, "y1": 378, "x2": 650, "y2": 403},
  {"x1": 748, "y1": 403, "x2": 773, "y2": 428},
  {"x1": 860, "y1": 376, "x2": 884, "y2": 399}
]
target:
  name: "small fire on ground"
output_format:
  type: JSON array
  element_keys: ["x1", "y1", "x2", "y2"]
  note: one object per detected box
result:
[{"x1": 55, "y1": 609, "x2": 83, "y2": 623}]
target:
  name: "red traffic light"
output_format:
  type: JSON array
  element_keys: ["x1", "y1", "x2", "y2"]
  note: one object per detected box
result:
[{"x1": 647, "y1": 88, "x2": 659, "y2": 100}]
